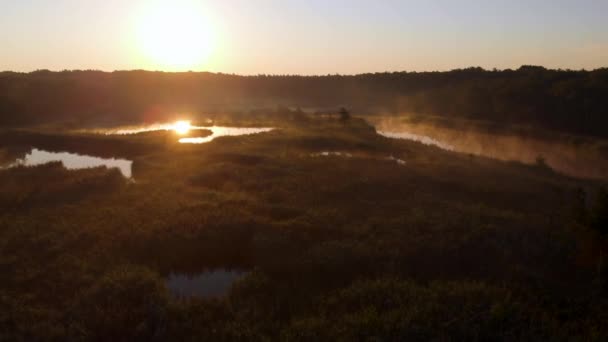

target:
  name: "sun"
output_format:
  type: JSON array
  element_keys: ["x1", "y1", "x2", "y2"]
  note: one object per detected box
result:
[
  {"x1": 136, "y1": 1, "x2": 215, "y2": 71},
  {"x1": 172, "y1": 120, "x2": 192, "y2": 135}
]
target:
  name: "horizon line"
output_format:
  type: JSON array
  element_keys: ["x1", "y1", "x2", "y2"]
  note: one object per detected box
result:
[{"x1": 2, "y1": 65, "x2": 608, "y2": 77}]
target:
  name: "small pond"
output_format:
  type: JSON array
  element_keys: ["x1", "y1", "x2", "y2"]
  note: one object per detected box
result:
[
  {"x1": 166, "y1": 269, "x2": 247, "y2": 299},
  {"x1": 100, "y1": 123, "x2": 274, "y2": 144},
  {"x1": 7, "y1": 148, "x2": 133, "y2": 178},
  {"x1": 178, "y1": 127, "x2": 274, "y2": 144}
]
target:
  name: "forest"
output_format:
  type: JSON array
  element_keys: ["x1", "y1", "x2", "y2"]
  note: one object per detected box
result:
[{"x1": 1, "y1": 66, "x2": 608, "y2": 137}]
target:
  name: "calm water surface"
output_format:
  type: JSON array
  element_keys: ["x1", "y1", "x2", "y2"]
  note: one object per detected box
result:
[
  {"x1": 166, "y1": 270, "x2": 247, "y2": 299},
  {"x1": 9, "y1": 148, "x2": 132, "y2": 177},
  {"x1": 179, "y1": 127, "x2": 274, "y2": 144},
  {"x1": 101, "y1": 124, "x2": 274, "y2": 144},
  {"x1": 375, "y1": 123, "x2": 608, "y2": 180}
]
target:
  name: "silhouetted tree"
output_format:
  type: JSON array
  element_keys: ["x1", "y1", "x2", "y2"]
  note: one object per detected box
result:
[{"x1": 339, "y1": 107, "x2": 350, "y2": 122}]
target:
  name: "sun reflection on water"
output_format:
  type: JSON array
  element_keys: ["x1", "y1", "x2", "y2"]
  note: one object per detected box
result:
[
  {"x1": 172, "y1": 120, "x2": 192, "y2": 135},
  {"x1": 98, "y1": 122, "x2": 274, "y2": 144},
  {"x1": 178, "y1": 127, "x2": 274, "y2": 144}
]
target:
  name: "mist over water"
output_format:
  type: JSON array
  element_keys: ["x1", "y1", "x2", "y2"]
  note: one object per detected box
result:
[
  {"x1": 372, "y1": 116, "x2": 608, "y2": 180},
  {"x1": 378, "y1": 131, "x2": 455, "y2": 151}
]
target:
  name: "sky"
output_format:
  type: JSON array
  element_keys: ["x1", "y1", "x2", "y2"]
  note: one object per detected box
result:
[{"x1": 1, "y1": 0, "x2": 607, "y2": 74}]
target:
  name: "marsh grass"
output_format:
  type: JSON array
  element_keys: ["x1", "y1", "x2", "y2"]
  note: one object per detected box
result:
[{"x1": 0, "y1": 116, "x2": 606, "y2": 340}]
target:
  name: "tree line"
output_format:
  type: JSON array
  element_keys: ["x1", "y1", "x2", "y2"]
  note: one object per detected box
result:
[{"x1": 1, "y1": 66, "x2": 607, "y2": 137}]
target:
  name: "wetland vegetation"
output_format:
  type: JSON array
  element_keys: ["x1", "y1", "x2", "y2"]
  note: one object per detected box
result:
[{"x1": 1, "y1": 71, "x2": 608, "y2": 340}]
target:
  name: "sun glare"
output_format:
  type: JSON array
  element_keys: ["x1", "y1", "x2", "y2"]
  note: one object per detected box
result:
[
  {"x1": 172, "y1": 120, "x2": 192, "y2": 135},
  {"x1": 136, "y1": 1, "x2": 215, "y2": 71}
]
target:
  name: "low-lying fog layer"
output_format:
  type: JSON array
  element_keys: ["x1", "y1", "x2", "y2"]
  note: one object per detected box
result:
[
  {"x1": 372, "y1": 117, "x2": 608, "y2": 180},
  {"x1": 6, "y1": 148, "x2": 133, "y2": 178},
  {"x1": 378, "y1": 131, "x2": 455, "y2": 151}
]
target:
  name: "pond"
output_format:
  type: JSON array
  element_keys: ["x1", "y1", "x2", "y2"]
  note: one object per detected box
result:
[
  {"x1": 166, "y1": 269, "x2": 247, "y2": 299},
  {"x1": 100, "y1": 123, "x2": 274, "y2": 144},
  {"x1": 178, "y1": 127, "x2": 274, "y2": 144},
  {"x1": 7, "y1": 148, "x2": 133, "y2": 178},
  {"x1": 2, "y1": 123, "x2": 273, "y2": 177}
]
